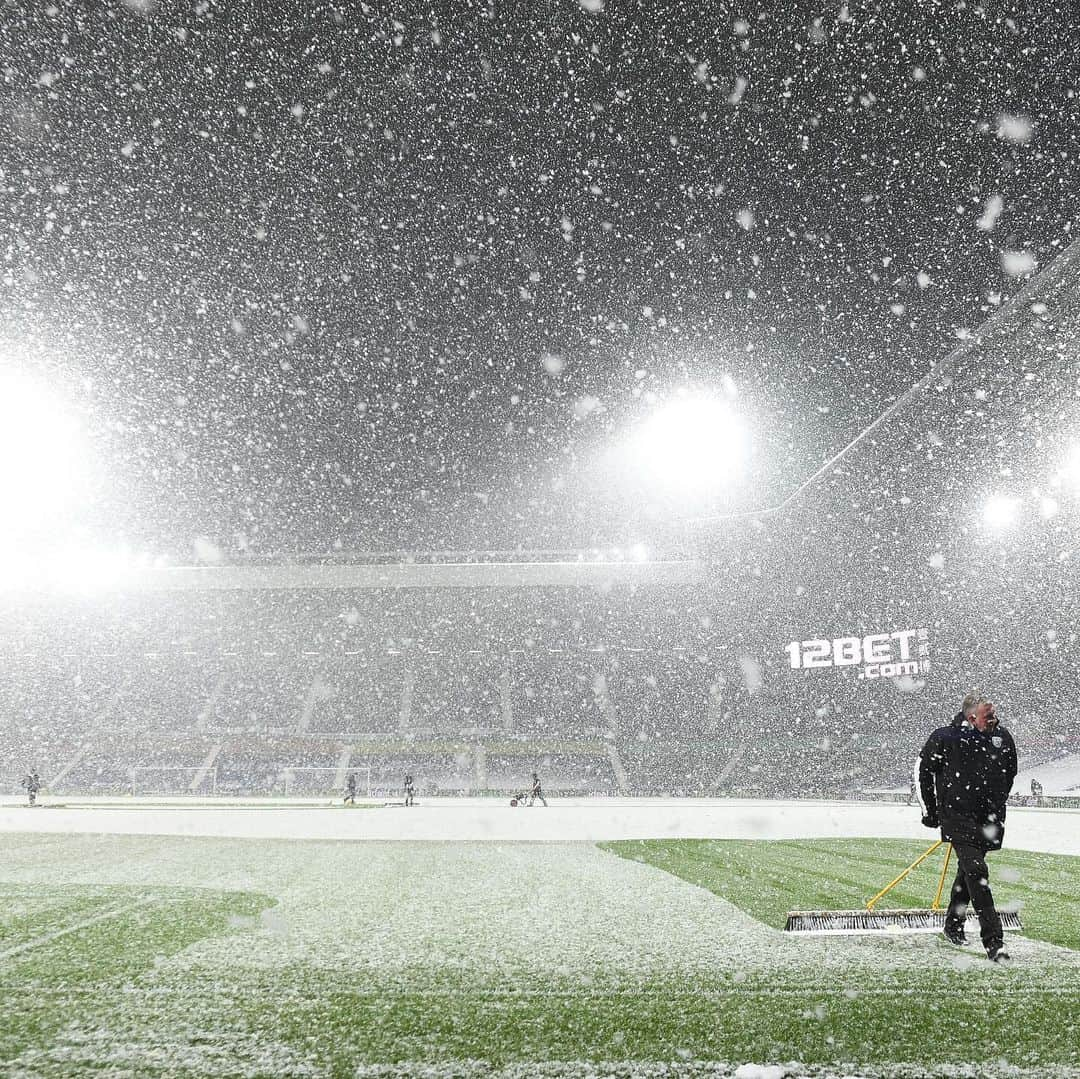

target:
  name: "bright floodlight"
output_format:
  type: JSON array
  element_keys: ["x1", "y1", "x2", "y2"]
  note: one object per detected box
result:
[
  {"x1": 0, "y1": 541, "x2": 160, "y2": 594},
  {"x1": 46, "y1": 545, "x2": 149, "y2": 593},
  {"x1": 982, "y1": 495, "x2": 1021, "y2": 530},
  {"x1": 0, "y1": 371, "x2": 85, "y2": 532},
  {"x1": 631, "y1": 395, "x2": 748, "y2": 496}
]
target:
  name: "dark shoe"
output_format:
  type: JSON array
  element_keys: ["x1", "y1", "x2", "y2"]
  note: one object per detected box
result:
[
  {"x1": 987, "y1": 944, "x2": 1011, "y2": 963},
  {"x1": 943, "y1": 925, "x2": 968, "y2": 946}
]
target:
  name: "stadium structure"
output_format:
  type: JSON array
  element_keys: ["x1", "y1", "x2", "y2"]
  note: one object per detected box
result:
[
  {"x1": 3, "y1": 241, "x2": 1080, "y2": 806},
  {"x1": 5, "y1": 7, "x2": 1080, "y2": 1075}
]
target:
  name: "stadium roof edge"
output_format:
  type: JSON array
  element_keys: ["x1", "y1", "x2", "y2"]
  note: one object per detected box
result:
[
  {"x1": 684, "y1": 234, "x2": 1080, "y2": 526},
  {"x1": 96, "y1": 559, "x2": 712, "y2": 591}
]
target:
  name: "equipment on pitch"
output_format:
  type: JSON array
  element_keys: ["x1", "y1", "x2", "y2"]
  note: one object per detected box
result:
[{"x1": 784, "y1": 840, "x2": 1024, "y2": 935}]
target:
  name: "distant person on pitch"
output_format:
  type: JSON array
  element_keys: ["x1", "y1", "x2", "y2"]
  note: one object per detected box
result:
[
  {"x1": 1030, "y1": 777, "x2": 1044, "y2": 807},
  {"x1": 403, "y1": 773, "x2": 415, "y2": 807},
  {"x1": 22, "y1": 768, "x2": 41, "y2": 807},
  {"x1": 918, "y1": 695, "x2": 1017, "y2": 962},
  {"x1": 344, "y1": 773, "x2": 356, "y2": 806},
  {"x1": 528, "y1": 771, "x2": 547, "y2": 807}
]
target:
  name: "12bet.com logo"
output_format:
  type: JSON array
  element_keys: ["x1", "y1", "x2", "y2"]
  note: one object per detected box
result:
[{"x1": 785, "y1": 629, "x2": 930, "y2": 680}]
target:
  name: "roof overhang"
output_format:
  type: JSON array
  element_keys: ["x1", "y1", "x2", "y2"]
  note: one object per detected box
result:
[{"x1": 65, "y1": 559, "x2": 711, "y2": 592}]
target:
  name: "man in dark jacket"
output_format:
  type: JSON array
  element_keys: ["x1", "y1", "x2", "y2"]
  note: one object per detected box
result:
[{"x1": 918, "y1": 695, "x2": 1017, "y2": 962}]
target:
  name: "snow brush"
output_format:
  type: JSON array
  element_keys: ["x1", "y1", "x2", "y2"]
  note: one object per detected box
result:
[{"x1": 784, "y1": 840, "x2": 1024, "y2": 935}]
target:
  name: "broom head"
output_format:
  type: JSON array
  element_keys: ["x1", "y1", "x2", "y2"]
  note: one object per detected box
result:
[{"x1": 785, "y1": 908, "x2": 1024, "y2": 934}]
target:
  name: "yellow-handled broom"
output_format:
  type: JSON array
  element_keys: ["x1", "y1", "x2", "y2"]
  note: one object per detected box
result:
[{"x1": 784, "y1": 841, "x2": 1024, "y2": 934}]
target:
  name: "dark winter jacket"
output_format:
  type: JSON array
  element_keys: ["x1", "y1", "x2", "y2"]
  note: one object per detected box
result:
[{"x1": 918, "y1": 719, "x2": 1017, "y2": 850}]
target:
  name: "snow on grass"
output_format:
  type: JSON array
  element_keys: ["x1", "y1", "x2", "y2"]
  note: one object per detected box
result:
[
  {"x1": 0, "y1": 825, "x2": 1078, "y2": 1076},
  {"x1": 7, "y1": 836, "x2": 1071, "y2": 989},
  {"x1": 350, "y1": 1067, "x2": 1080, "y2": 1078},
  {"x1": 0, "y1": 884, "x2": 117, "y2": 942},
  {"x1": 606, "y1": 838, "x2": 1080, "y2": 953},
  {"x1": 8, "y1": 1028, "x2": 322, "y2": 1079}
]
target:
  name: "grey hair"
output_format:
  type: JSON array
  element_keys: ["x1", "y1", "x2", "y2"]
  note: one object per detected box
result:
[{"x1": 962, "y1": 691, "x2": 982, "y2": 718}]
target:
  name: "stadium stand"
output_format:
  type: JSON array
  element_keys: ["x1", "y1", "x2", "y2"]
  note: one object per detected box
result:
[{"x1": 2, "y1": 583, "x2": 1078, "y2": 801}]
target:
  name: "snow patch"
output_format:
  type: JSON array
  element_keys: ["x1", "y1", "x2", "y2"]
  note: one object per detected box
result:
[
  {"x1": 1000, "y1": 250, "x2": 1037, "y2": 277},
  {"x1": 541, "y1": 352, "x2": 566, "y2": 376},
  {"x1": 737, "y1": 656, "x2": 762, "y2": 695},
  {"x1": 734, "y1": 1065, "x2": 786, "y2": 1079},
  {"x1": 977, "y1": 195, "x2": 1003, "y2": 233},
  {"x1": 193, "y1": 536, "x2": 224, "y2": 563},
  {"x1": 736, "y1": 208, "x2": 756, "y2": 231},
  {"x1": 996, "y1": 113, "x2": 1034, "y2": 144}
]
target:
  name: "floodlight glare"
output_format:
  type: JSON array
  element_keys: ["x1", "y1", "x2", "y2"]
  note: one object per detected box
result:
[
  {"x1": 47, "y1": 546, "x2": 134, "y2": 593},
  {"x1": 982, "y1": 495, "x2": 1021, "y2": 529},
  {"x1": 0, "y1": 371, "x2": 86, "y2": 532},
  {"x1": 0, "y1": 544, "x2": 160, "y2": 594},
  {"x1": 630, "y1": 395, "x2": 748, "y2": 496}
]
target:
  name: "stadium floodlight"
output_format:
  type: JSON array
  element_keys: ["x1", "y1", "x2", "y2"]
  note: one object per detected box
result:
[
  {"x1": 0, "y1": 370, "x2": 87, "y2": 532},
  {"x1": 628, "y1": 394, "x2": 748, "y2": 497},
  {"x1": 981, "y1": 495, "x2": 1021, "y2": 530},
  {"x1": 0, "y1": 544, "x2": 159, "y2": 594},
  {"x1": 48, "y1": 546, "x2": 125, "y2": 592},
  {"x1": 44, "y1": 545, "x2": 158, "y2": 593}
]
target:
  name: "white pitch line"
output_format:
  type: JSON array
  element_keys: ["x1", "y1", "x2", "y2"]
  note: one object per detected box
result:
[{"x1": 0, "y1": 896, "x2": 160, "y2": 962}]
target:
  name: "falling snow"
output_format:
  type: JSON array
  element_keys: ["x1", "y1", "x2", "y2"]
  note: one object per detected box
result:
[{"x1": 1, "y1": 2, "x2": 1080, "y2": 1074}]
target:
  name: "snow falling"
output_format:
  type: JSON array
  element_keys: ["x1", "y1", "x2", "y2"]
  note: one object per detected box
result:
[{"x1": 1, "y1": 4, "x2": 1080, "y2": 1077}]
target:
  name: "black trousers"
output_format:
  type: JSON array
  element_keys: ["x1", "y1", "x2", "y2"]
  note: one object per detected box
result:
[{"x1": 944, "y1": 842, "x2": 1003, "y2": 949}]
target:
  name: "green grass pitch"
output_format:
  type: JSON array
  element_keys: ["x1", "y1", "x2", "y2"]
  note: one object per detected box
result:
[{"x1": 1, "y1": 831, "x2": 1079, "y2": 1077}]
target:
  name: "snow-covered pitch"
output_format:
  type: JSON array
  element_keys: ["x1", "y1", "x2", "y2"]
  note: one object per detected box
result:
[
  {"x1": 2, "y1": 798, "x2": 1079, "y2": 1078},
  {"x1": 2, "y1": 795, "x2": 1078, "y2": 855}
]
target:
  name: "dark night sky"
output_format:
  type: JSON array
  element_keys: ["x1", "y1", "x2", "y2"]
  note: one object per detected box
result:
[{"x1": 1, "y1": 0, "x2": 1078, "y2": 558}]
